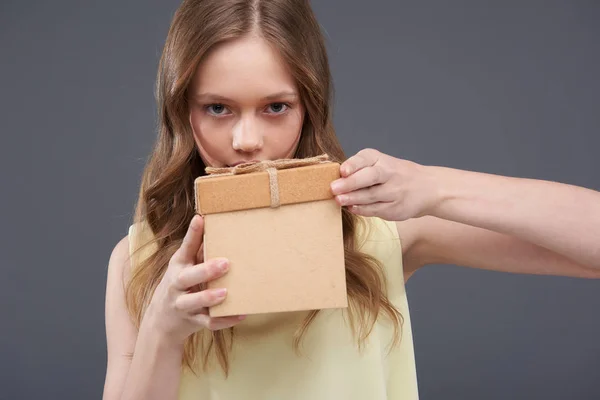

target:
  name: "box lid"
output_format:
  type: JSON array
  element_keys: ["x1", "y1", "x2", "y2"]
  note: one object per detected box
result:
[{"x1": 194, "y1": 155, "x2": 340, "y2": 215}]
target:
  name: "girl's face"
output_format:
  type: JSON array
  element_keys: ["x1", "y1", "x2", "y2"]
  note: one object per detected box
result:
[{"x1": 188, "y1": 35, "x2": 304, "y2": 168}]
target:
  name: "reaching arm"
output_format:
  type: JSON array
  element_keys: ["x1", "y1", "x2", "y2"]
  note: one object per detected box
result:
[
  {"x1": 398, "y1": 215, "x2": 600, "y2": 280},
  {"x1": 330, "y1": 148, "x2": 600, "y2": 278},
  {"x1": 425, "y1": 166, "x2": 600, "y2": 271}
]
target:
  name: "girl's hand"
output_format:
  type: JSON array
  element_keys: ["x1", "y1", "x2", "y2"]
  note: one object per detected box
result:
[
  {"x1": 145, "y1": 215, "x2": 245, "y2": 346},
  {"x1": 330, "y1": 148, "x2": 439, "y2": 221}
]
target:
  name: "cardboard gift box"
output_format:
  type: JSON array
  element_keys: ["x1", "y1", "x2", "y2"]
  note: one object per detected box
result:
[{"x1": 194, "y1": 154, "x2": 348, "y2": 317}]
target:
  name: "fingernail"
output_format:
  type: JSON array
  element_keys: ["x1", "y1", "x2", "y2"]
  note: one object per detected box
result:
[
  {"x1": 215, "y1": 288, "x2": 227, "y2": 297},
  {"x1": 330, "y1": 181, "x2": 341, "y2": 193},
  {"x1": 217, "y1": 259, "x2": 229, "y2": 271},
  {"x1": 238, "y1": 315, "x2": 247, "y2": 320}
]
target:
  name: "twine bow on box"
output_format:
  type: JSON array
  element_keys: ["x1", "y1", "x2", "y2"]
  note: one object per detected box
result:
[{"x1": 204, "y1": 154, "x2": 331, "y2": 208}]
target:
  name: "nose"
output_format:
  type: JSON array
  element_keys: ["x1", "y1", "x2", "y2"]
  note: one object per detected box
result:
[{"x1": 232, "y1": 115, "x2": 263, "y2": 153}]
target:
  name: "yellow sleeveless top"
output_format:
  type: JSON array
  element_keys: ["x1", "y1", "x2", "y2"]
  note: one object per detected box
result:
[{"x1": 128, "y1": 216, "x2": 419, "y2": 399}]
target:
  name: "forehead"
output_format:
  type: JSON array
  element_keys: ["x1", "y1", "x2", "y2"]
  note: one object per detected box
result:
[{"x1": 190, "y1": 35, "x2": 298, "y2": 99}]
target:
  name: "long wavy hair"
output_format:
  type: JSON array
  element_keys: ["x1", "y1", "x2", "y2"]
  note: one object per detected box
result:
[{"x1": 125, "y1": 0, "x2": 402, "y2": 376}]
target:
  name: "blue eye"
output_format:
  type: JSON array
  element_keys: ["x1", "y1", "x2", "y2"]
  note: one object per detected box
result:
[
  {"x1": 266, "y1": 103, "x2": 288, "y2": 114},
  {"x1": 205, "y1": 104, "x2": 230, "y2": 116}
]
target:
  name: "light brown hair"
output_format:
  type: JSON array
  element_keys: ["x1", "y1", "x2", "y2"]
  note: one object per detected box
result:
[{"x1": 126, "y1": 0, "x2": 402, "y2": 376}]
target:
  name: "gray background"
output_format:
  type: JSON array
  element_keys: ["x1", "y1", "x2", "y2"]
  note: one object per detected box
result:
[{"x1": 1, "y1": 1, "x2": 599, "y2": 399}]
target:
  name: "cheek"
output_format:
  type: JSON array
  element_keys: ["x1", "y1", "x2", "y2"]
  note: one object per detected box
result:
[
  {"x1": 266, "y1": 108, "x2": 304, "y2": 156},
  {"x1": 189, "y1": 108, "x2": 231, "y2": 166}
]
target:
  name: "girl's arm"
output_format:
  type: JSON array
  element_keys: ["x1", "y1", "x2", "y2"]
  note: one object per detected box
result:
[{"x1": 331, "y1": 148, "x2": 600, "y2": 276}]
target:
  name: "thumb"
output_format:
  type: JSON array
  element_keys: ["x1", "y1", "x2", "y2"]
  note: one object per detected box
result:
[{"x1": 174, "y1": 214, "x2": 204, "y2": 264}]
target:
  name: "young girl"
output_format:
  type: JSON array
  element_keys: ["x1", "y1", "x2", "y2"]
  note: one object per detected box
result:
[{"x1": 103, "y1": 1, "x2": 600, "y2": 399}]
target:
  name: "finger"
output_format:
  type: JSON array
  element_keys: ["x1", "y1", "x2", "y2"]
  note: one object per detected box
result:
[
  {"x1": 340, "y1": 148, "x2": 379, "y2": 177},
  {"x1": 174, "y1": 258, "x2": 229, "y2": 291},
  {"x1": 331, "y1": 166, "x2": 384, "y2": 195},
  {"x1": 174, "y1": 215, "x2": 204, "y2": 263},
  {"x1": 335, "y1": 184, "x2": 395, "y2": 206},
  {"x1": 196, "y1": 242, "x2": 205, "y2": 264},
  {"x1": 347, "y1": 202, "x2": 390, "y2": 218},
  {"x1": 193, "y1": 314, "x2": 247, "y2": 331},
  {"x1": 175, "y1": 288, "x2": 228, "y2": 313}
]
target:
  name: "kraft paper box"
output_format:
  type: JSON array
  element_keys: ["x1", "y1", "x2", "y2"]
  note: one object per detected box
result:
[{"x1": 194, "y1": 155, "x2": 348, "y2": 317}]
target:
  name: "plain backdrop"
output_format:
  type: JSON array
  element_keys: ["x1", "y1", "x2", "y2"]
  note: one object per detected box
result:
[{"x1": 1, "y1": 1, "x2": 599, "y2": 399}]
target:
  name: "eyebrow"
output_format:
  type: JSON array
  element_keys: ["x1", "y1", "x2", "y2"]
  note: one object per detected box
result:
[{"x1": 194, "y1": 91, "x2": 298, "y2": 102}]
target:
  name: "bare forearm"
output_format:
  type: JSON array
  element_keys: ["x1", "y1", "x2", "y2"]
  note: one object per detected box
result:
[
  {"x1": 428, "y1": 166, "x2": 600, "y2": 269},
  {"x1": 120, "y1": 318, "x2": 184, "y2": 400}
]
